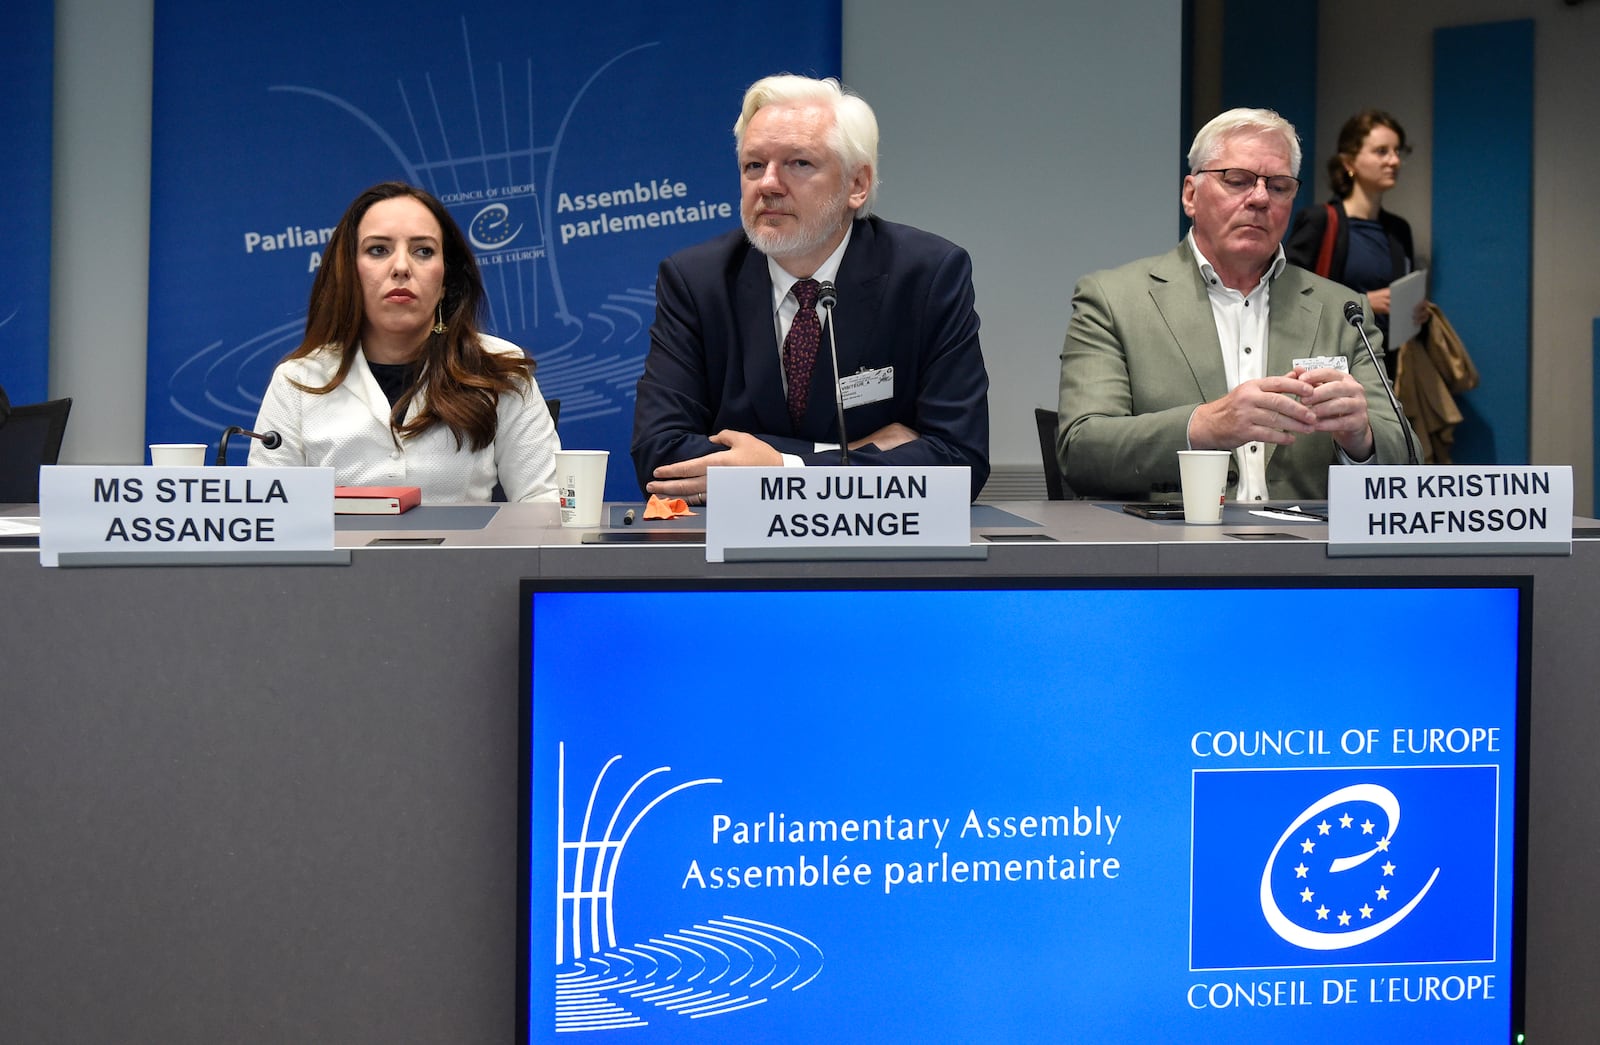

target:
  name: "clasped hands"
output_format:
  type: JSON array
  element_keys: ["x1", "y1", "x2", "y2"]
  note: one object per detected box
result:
[
  {"x1": 1188, "y1": 366, "x2": 1373, "y2": 461},
  {"x1": 647, "y1": 423, "x2": 920, "y2": 503}
]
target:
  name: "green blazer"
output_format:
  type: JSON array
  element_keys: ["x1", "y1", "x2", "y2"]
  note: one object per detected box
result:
[{"x1": 1056, "y1": 243, "x2": 1415, "y2": 500}]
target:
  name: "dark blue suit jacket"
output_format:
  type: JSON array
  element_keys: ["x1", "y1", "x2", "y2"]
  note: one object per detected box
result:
[{"x1": 630, "y1": 216, "x2": 990, "y2": 498}]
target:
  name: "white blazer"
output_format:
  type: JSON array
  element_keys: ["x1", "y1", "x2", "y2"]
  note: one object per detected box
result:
[{"x1": 248, "y1": 334, "x2": 559, "y2": 503}]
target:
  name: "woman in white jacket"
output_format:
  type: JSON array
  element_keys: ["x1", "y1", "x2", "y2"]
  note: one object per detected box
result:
[{"x1": 250, "y1": 181, "x2": 558, "y2": 502}]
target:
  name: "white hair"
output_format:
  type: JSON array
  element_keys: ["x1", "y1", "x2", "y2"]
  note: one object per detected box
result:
[
  {"x1": 733, "y1": 74, "x2": 879, "y2": 217},
  {"x1": 1187, "y1": 108, "x2": 1302, "y2": 177}
]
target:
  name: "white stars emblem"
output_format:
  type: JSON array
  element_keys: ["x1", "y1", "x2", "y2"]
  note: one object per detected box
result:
[{"x1": 1259, "y1": 783, "x2": 1440, "y2": 950}]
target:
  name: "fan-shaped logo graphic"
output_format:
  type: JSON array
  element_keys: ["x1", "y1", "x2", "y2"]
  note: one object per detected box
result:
[
  {"x1": 553, "y1": 744, "x2": 824, "y2": 1033},
  {"x1": 1190, "y1": 766, "x2": 1499, "y2": 970},
  {"x1": 163, "y1": 21, "x2": 665, "y2": 439}
]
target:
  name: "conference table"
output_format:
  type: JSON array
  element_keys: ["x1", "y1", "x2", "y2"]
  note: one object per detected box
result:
[{"x1": 2, "y1": 499, "x2": 1596, "y2": 1042}]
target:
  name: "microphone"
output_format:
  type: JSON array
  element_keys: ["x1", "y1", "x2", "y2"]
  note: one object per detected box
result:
[
  {"x1": 816, "y1": 280, "x2": 849, "y2": 465},
  {"x1": 1342, "y1": 301, "x2": 1419, "y2": 466},
  {"x1": 216, "y1": 425, "x2": 283, "y2": 466}
]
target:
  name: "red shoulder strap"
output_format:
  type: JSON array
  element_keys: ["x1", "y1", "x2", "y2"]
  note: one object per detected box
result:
[{"x1": 1313, "y1": 203, "x2": 1339, "y2": 277}]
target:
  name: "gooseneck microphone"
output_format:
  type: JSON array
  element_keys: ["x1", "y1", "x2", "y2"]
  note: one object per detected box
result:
[
  {"x1": 816, "y1": 280, "x2": 849, "y2": 466},
  {"x1": 216, "y1": 425, "x2": 283, "y2": 466},
  {"x1": 1342, "y1": 301, "x2": 1419, "y2": 466}
]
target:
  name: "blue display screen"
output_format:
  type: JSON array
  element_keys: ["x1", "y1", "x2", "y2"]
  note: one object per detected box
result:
[{"x1": 519, "y1": 580, "x2": 1527, "y2": 1043}]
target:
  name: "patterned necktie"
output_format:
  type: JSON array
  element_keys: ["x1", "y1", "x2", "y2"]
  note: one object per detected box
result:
[{"x1": 783, "y1": 278, "x2": 822, "y2": 430}]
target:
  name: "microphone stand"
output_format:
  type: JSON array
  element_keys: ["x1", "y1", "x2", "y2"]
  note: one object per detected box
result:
[
  {"x1": 217, "y1": 426, "x2": 283, "y2": 466},
  {"x1": 817, "y1": 281, "x2": 848, "y2": 466},
  {"x1": 1343, "y1": 301, "x2": 1419, "y2": 467}
]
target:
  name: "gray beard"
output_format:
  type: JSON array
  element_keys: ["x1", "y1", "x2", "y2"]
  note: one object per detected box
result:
[{"x1": 742, "y1": 190, "x2": 849, "y2": 264}]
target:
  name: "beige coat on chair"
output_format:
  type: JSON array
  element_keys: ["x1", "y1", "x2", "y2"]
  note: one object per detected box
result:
[{"x1": 1394, "y1": 303, "x2": 1479, "y2": 465}]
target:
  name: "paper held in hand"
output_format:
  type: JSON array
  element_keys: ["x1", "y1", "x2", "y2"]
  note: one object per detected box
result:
[{"x1": 1386, "y1": 269, "x2": 1429, "y2": 349}]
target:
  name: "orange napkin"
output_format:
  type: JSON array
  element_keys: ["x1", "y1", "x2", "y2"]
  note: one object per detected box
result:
[{"x1": 643, "y1": 494, "x2": 697, "y2": 520}]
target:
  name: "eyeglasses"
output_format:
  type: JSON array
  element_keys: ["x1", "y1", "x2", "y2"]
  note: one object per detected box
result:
[
  {"x1": 1366, "y1": 144, "x2": 1414, "y2": 160},
  {"x1": 1196, "y1": 168, "x2": 1301, "y2": 201}
]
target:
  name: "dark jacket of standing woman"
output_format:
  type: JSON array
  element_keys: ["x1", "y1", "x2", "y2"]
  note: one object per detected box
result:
[{"x1": 1285, "y1": 199, "x2": 1414, "y2": 294}]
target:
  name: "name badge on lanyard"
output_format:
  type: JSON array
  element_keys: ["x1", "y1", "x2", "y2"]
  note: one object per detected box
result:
[{"x1": 839, "y1": 366, "x2": 893, "y2": 409}]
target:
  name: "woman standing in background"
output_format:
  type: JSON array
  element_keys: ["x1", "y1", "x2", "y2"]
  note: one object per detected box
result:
[{"x1": 1286, "y1": 109, "x2": 1427, "y2": 372}]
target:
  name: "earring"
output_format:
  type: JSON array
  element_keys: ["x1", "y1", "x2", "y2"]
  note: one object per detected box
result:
[{"x1": 432, "y1": 303, "x2": 447, "y2": 336}]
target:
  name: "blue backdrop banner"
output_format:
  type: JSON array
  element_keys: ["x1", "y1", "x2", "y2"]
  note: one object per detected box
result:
[
  {"x1": 148, "y1": 2, "x2": 839, "y2": 498},
  {"x1": 1, "y1": 0, "x2": 55, "y2": 406}
]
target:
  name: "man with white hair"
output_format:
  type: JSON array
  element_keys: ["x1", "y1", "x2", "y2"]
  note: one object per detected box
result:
[
  {"x1": 631, "y1": 74, "x2": 990, "y2": 502},
  {"x1": 1057, "y1": 108, "x2": 1414, "y2": 501}
]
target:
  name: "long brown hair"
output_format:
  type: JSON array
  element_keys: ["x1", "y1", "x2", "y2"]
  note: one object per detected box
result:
[
  {"x1": 1327, "y1": 110, "x2": 1407, "y2": 200},
  {"x1": 284, "y1": 181, "x2": 533, "y2": 451}
]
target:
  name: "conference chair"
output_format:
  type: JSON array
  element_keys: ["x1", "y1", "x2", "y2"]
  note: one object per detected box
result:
[
  {"x1": 0, "y1": 397, "x2": 72, "y2": 503},
  {"x1": 1033, "y1": 407, "x2": 1072, "y2": 501}
]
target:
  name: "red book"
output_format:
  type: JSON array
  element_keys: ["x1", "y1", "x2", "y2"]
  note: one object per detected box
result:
[{"x1": 334, "y1": 485, "x2": 422, "y2": 515}]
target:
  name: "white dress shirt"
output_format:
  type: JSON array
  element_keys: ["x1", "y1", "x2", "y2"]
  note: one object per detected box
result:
[
  {"x1": 767, "y1": 227, "x2": 853, "y2": 463},
  {"x1": 1187, "y1": 233, "x2": 1285, "y2": 503}
]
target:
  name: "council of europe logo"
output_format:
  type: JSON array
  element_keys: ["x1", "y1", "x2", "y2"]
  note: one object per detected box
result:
[
  {"x1": 467, "y1": 201, "x2": 525, "y2": 251},
  {"x1": 1190, "y1": 767, "x2": 1501, "y2": 970}
]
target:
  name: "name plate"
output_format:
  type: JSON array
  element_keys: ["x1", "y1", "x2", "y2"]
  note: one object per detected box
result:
[
  {"x1": 1327, "y1": 465, "x2": 1572, "y2": 557},
  {"x1": 39, "y1": 466, "x2": 337, "y2": 567},
  {"x1": 705, "y1": 466, "x2": 973, "y2": 563}
]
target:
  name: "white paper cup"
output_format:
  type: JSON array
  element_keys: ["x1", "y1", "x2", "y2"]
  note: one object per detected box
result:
[
  {"x1": 1177, "y1": 449, "x2": 1231, "y2": 524},
  {"x1": 555, "y1": 450, "x2": 609, "y2": 527},
  {"x1": 150, "y1": 443, "x2": 207, "y2": 466}
]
